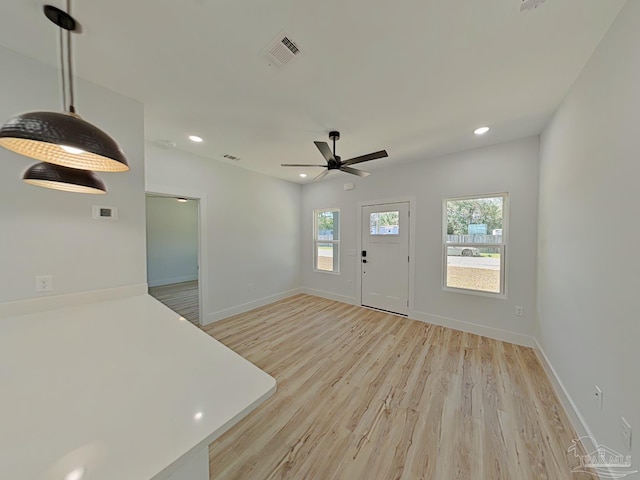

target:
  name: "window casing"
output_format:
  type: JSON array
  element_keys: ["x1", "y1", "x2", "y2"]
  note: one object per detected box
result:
[
  {"x1": 443, "y1": 193, "x2": 508, "y2": 297},
  {"x1": 314, "y1": 208, "x2": 340, "y2": 273}
]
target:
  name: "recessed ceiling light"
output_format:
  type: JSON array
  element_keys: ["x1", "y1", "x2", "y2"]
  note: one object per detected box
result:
[
  {"x1": 194, "y1": 412, "x2": 203, "y2": 421},
  {"x1": 188, "y1": 135, "x2": 203, "y2": 143},
  {"x1": 299, "y1": 173, "x2": 307, "y2": 178},
  {"x1": 474, "y1": 126, "x2": 490, "y2": 135},
  {"x1": 176, "y1": 198, "x2": 188, "y2": 203}
]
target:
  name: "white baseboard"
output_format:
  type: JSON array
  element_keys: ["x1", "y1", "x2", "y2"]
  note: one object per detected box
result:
[
  {"x1": 299, "y1": 287, "x2": 357, "y2": 306},
  {"x1": 148, "y1": 275, "x2": 198, "y2": 288},
  {"x1": 533, "y1": 338, "x2": 597, "y2": 451},
  {"x1": 297, "y1": 290, "x2": 532, "y2": 347},
  {"x1": 411, "y1": 310, "x2": 534, "y2": 347},
  {"x1": 0, "y1": 283, "x2": 149, "y2": 319},
  {"x1": 204, "y1": 288, "x2": 303, "y2": 325}
]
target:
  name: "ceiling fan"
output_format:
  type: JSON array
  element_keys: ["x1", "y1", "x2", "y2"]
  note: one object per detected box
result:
[{"x1": 281, "y1": 131, "x2": 388, "y2": 181}]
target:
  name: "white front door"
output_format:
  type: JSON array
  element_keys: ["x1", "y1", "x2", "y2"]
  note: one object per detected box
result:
[{"x1": 361, "y1": 202, "x2": 410, "y2": 315}]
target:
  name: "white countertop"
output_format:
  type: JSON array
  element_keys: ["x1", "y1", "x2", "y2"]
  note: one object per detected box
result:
[{"x1": 0, "y1": 294, "x2": 276, "y2": 480}]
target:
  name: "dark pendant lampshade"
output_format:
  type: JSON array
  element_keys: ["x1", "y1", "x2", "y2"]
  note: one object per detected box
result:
[
  {"x1": 0, "y1": 111, "x2": 129, "y2": 172},
  {"x1": 23, "y1": 162, "x2": 107, "y2": 194}
]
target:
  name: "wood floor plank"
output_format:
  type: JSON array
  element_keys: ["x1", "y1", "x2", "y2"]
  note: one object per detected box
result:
[
  {"x1": 203, "y1": 294, "x2": 594, "y2": 480},
  {"x1": 149, "y1": 280, "x2": 199, "y2": 324}
]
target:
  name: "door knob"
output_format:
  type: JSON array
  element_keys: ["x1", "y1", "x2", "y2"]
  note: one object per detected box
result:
[{"x1": 362, "y1": 259, "x2": 367, "y2": 263}]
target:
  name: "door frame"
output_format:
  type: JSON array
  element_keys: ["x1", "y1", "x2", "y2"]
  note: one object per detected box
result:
[
  {"x1": 356, "y1": 196, "x2": 416, "y2": 315},
  {"x1": 146, "y1": 183, "x2": 208, "y2": 326}
]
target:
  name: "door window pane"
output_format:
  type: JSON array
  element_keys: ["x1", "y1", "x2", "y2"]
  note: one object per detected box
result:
[{"x1": 370, "y1": 211, "x2": 399, "y2": 235}]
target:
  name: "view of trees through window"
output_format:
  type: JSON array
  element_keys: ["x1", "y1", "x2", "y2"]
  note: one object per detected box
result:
[
  {"x1": 447, "y1": 197, "x2": 503, "y2": 235},
  {"x1": 445, "y1": 195, "x2": 506, "y2": 294},
  {"x1": 315, "y1": 209, "x2": 339, "y2": 272},
  {"x1": 317, "y1": 210, "x2": 336, "y2": 233},
  {"x1": 370, "y1": 211, "x2": 399, "y2": 235}
]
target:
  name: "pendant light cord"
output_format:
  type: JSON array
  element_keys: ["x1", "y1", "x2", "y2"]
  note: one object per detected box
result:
[
  {"x1": 66, "y1": 0, "x2": 76, "y2": 114},
  {"x1": 59, "y1": 28, "x2": 67, "y2": 112},
  {"x1": 56, "y1": 0, "x2": 75, "y2": 114}
]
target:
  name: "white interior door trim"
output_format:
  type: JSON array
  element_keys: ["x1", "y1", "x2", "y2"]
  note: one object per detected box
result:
[
  {"x1": 146, "y1": 182, "x2": 208, "y2": 327},
  {"x1": 356, "y1": 196, "x2": 416, "y2": 316}
]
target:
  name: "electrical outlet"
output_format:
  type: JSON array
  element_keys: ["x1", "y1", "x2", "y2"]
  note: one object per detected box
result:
[
  {"x1": 621, "y1": 416, "x2": 632, "y2": 451},
  {"x1": 515, "y1": 305, "x2": 524, "y2": 316},
  {"x1": 594, "y1": 385, "x2": 603, "y2": 410},
  {"x1": 35, "y1": 275, "x2": 53, "y2": 293}
]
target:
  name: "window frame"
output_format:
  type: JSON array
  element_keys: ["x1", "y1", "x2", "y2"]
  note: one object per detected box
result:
[
  {"x1": 442, "y1": 193, "x2": 509, "y2": 298},
  {"x1": 313, "y1": 208, "x2": 340, "y2": 274}
]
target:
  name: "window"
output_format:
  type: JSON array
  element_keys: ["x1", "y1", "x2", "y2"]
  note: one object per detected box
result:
[
  {"x1": 443, "y1": 194, "x2": 508, "y2": 296},
  {"x1": 314, "y1": 208, "x2": 340, "y2": 273},
  {"x1": 370, "y1": 211, "x2": 400, "y2": 235}
]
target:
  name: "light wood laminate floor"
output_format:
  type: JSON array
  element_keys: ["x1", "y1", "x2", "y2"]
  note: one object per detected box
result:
[
  {"x1": 149, "y1": 280, "x2": 199, "y2": 325},
  {"x1": 204, "y1": 294, "x2": 594, "y2": 480}
]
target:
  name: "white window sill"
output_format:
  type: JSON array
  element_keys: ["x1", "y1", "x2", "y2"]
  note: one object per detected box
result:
[
  {"x1": 442, "y1": 286, "x2": 507, "y2": 299},
  {"x1": 313, "y1": 269, "x2": 341, "y2": 275}
]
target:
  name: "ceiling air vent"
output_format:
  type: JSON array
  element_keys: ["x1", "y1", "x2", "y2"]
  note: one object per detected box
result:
[
  {"x1": 222, "y1": 154, "x2": 240, "y2": 161},
  {"x1": 519, "y1": 0, "x2": 546, "y2": 11},
  {"x1": 263, "y1": 32, "x2": 301, "y2": 68}
]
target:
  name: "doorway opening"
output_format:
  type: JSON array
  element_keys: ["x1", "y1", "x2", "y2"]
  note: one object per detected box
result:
[{"x1": 146, "y1": 194, "x2": 201, "y2": 326}]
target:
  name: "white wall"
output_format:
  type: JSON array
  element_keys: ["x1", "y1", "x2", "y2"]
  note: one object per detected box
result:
[
  {"x1": 0, "y1": 46, "x2": 146, "y2": 304},
  {"x1": 537, "y1": 0, "x2": 639, "y2": 462},
  {"x1": 146, "y1": 196, "x2": 199, "y2": 287},
  {"x1": 145, "y1": 143, "x2": 302, "y2": 324},
  {"x1": 302, "y1": 137, "x2": 539, "y2": 343}
]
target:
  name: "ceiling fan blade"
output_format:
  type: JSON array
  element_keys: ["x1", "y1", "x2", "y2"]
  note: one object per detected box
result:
[
  {"x1": 281, "y1": 164, "x2": 327, "y2": 167},
  {"x1": 313, "y1": 169, "x2": 330, "y2": 181},
  {"x1": 341, "y1": 150, "x2": 388, "y2": 166},
  {"x1": 340, "y1": 166, "x2": 370, "y2": 177},
  {"x1": 314, "y1": 141, "x2": 336, "y2": 163}
]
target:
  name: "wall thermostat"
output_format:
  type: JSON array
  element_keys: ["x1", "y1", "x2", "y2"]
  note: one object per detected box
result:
[{"x1": 92, "y1": 205, "x2": 118, "y2": 220}]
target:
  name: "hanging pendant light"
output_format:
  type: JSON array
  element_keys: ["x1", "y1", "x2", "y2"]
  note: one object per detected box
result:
[
  {"x1": 23, "y1": 162, "x2": 106, "y2": 194},
  {"x1": 1, "y1": 111, "x2": 128, "y2": 172},
  {"x1": 0, "y1": 3, "x2": 129, "y2": 174}
]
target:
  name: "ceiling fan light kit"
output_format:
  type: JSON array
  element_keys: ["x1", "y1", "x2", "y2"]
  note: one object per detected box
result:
[
  {"x1": 281, "y1": 130, "x2": 388, "y2": 181},
  {"x1": 0, "y1": 2, "x2": 129, "y2": 193}
]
